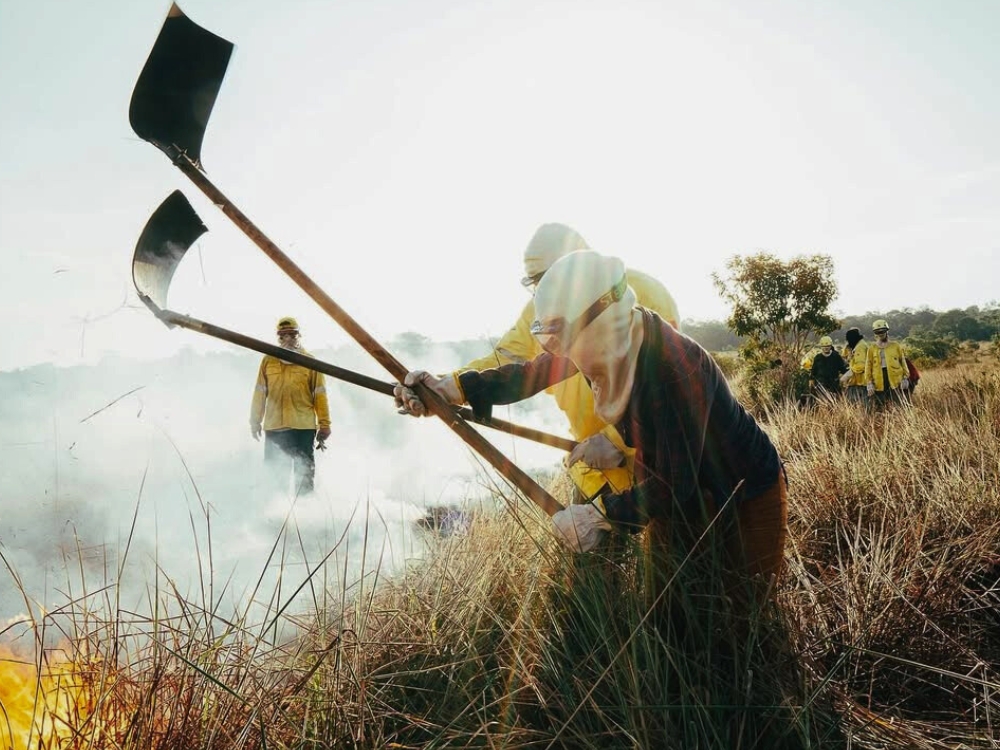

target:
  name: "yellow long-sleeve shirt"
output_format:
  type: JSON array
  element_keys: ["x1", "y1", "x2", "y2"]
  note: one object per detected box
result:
[
  {"x1": 460, "y1": 268, "x2": 679, "y2": 498},
  {"x1": 864, "y1": 340, "x2": 908, "y2": 392},
  {"x1": 841, "y1": 340, "x2": 870, "y2": 387},
  {"x1": 250, "y1": 354, "x2": 331, "y2": 432}
]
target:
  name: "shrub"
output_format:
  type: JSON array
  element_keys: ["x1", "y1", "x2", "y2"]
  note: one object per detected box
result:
[
  {"x1": 904, "y1": 330, "x2": 958, "y2": 368},
  {"x1": 710, "y1": 350, "x2": 743, "y2": 379}
]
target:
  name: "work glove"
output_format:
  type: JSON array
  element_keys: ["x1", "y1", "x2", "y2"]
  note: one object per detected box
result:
[
  {"x1": 900, "y1": 377, "x2": 910, "y2": 391},
  {"x1": 551, "y1": 501, "x2": 613, "y2": 553},
  {"x1": 394, "y1": 371, "x2": 462, "y2": 417},
  {"x1": 565, "y1": 433, "x2": 625, "y2": 470},
  {"x1": 840, "y1": 371, "x2": 853, "y2": 387},
  {"x1": 867, "y1": 383, "x2": 875, "y2": 397},
  {"x1": 316, "y1": 426, "x2": 331, "y2": 451},
  {"x1": 250, "y1": 423, "x2": 262, "y2": 441}
]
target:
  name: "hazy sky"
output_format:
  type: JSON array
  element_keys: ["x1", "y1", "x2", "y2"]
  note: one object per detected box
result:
[{"x1": 1, "y1": 0, "x2": 998, "y2": 372}]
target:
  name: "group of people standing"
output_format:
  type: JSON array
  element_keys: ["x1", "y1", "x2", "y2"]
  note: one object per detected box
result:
[{"x1": 804, "y1": 319, "x2": 916, "y2": 408}]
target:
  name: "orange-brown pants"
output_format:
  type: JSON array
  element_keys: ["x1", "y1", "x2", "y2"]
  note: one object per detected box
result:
[
  {"x1": 730, "y1": 471, "x2": 789, "y2": 587},
  {"x1": 643, "y1": 472, "x2": 789, "y2": 616}
]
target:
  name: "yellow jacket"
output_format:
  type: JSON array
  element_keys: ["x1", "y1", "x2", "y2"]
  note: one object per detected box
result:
[
  {"x1": 864, "y1": 341, "x2": 908, "y2": 391},
  {"x1": 800, "y1": 350, "x2": 816, "y2": 372},
  {"x1": 460, "y1": 268, "x2": 679, "y2": 498},
  {"x1": 841, "y1": 340, "x2": 869, "y2": 387},
  {"x1": 251, "y1": 354, "x2": 331, "y2": 432}
]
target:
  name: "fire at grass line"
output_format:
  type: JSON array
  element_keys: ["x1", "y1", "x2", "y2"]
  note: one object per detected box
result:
[{"x1": 0, "y1": 642, "x2": 98, "y2": 750}]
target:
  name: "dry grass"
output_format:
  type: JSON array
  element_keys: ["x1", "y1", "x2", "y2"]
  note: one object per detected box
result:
[{"x1": 3, "y1": 364, "x2": 1000, "y2": 748}]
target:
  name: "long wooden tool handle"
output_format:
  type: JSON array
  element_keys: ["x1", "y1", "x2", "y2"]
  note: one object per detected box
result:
[
  {"x1": 153, "y1": 306, "x2": 577, "y2": 453},
  {"x1": 170, "y1": 154, "x2": 564, "y2": 516}
]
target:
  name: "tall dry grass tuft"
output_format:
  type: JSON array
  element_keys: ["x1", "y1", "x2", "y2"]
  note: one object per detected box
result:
[
  {"x1": 3, "y1": 365, "x2": 999, "y2": 748},
  {"x1": 767, "y1": 365, "x2": 1000, "y2": 747}
]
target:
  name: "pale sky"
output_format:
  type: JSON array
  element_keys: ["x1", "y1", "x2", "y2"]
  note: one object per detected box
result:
[{"x1": 1, "y1": 0, "x2": 998, "y2": 372}]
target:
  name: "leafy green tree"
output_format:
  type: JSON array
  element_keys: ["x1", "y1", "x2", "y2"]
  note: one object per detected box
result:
[
  {"x1": 713, "y1": 253, "x2": 840, "y2": 403},
  {"x1": 933, "y1": 309, "x2": 992, "y2": 342},
  {"x1": 713, "y1": 253, "x2": 839, "y2": 360}
]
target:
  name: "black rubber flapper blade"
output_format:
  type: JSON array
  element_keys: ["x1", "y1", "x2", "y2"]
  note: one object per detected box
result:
[
  {"x1": 129, "y1": 4, "x2": 234, "y2": 166},
  {"x1": 133, "y1": 190, "x2": 208, "y2": 312}
]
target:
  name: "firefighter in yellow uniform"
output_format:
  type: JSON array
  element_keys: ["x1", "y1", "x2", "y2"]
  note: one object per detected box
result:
[
  {"x1": 864, "y1": 319, "x2": 910, "y2": 409},
  {"x1": 458, "y1": 223, "x2": 680, "y2": 502},
  {"x1": 250, "y1": 317, "x2": 332, "y2": 494},
  {"x1": 839, "y1": 327, "x2": 870, "y2": 404}
]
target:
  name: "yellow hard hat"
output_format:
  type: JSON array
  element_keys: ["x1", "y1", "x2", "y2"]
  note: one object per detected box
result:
[
  {"x1": 872, "y1": 319, "x2": 889, "y2": 332},
  {"x1": 819, "y1": 335, "x2": 833, "y2": 347},
  {"x1": 276, "y1": 316, "x2": 299, "y2": 332}
]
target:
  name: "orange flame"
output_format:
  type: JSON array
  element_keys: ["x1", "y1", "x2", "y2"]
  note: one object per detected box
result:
[{"x1": 0, "y1": 643, "x2": 92, "y2": 750}]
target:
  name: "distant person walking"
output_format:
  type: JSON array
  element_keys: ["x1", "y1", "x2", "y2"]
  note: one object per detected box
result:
[
  {"x1": 453, "y1": 223, "x2": 681, "y2": 504},
  {"x1": 808, "y1": 335, "x2": 848, "y2": 398},
  {"x1": 864, "y1": 319, "x2": 910, "y2": 409},
  {"x1": 840, "y1": 327, "x2": 870, "y2": 404},
  {"x1": 250, "y1": 316, "x2": 331, "y2": 494}
]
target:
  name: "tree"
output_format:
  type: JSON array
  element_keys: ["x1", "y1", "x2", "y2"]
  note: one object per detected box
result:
[
  {"x1": 712, "y1": 252, "x2": 840, "y2": 403},
  {"x1": 712, "y1": 252, "x2": 840, "y2": 404},
  {"x1": 933, "y1": 308, "x2": 992, "y2": 342}
]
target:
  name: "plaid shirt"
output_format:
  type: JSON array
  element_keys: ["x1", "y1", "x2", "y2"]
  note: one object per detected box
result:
[{"x1": 459, "y1": 308, "x2": 782, "y2": 530}]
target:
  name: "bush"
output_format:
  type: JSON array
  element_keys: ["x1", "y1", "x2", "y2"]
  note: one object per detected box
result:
[
  {"x1": 711, "y1": 351, "x2": 743, "y2": 380},
  {"x1": 738, "y1": 354, "x2": 810, "y2": 411},
  {"x1": 903, "y1": 330, "x2": 957, "y2": 368}
]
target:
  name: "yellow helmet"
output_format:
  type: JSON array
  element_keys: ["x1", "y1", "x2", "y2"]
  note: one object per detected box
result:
[
  {"x1": 872, "y1": 319, "x2": 889, "y2": 332},
  {"x1": 819, "y1": 335, "x2": 833, "y2": 347},
  {"x1": 276, "y1": 316, "x2": 299, "y2": 332}
]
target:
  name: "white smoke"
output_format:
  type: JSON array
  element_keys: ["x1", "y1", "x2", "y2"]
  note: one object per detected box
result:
[{"x1": 0, "y1": 338, "x2": 567, "y2": 630}]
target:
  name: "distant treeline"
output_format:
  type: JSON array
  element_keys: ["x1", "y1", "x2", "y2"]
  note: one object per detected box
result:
[
  {"x1": 682, "y1": 304, "x2": 1000, "y2": 352},
  {"x1": 680, "y1": 320, "x2": 745, "y2": 352}
]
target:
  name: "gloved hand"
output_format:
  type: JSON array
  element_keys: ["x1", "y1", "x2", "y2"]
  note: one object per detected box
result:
[
  {"x1": 316, "y1": 425, "x2": 331, "y2": 450},
  {"x1": 250, "y1": 423, "x2": 262, "y2": 441},
  {"x1": 552, "y1": 501, "x2": 613, "y2": 553},
  {"x1": 867, "y1": 383, "x2": 875, "y2": 396},
  {"x1": 565, "y1": 433, "x2": 625, "y2": 470},
  {"x1": 900, "y1": 377, "x2": 910, "y2": 391},
  {"x1": 394, "y1": 371, "x2": 462, "y2": 417},
  {"x1": 840, "y1": 371, "x2": 853, "y2": 387}
]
